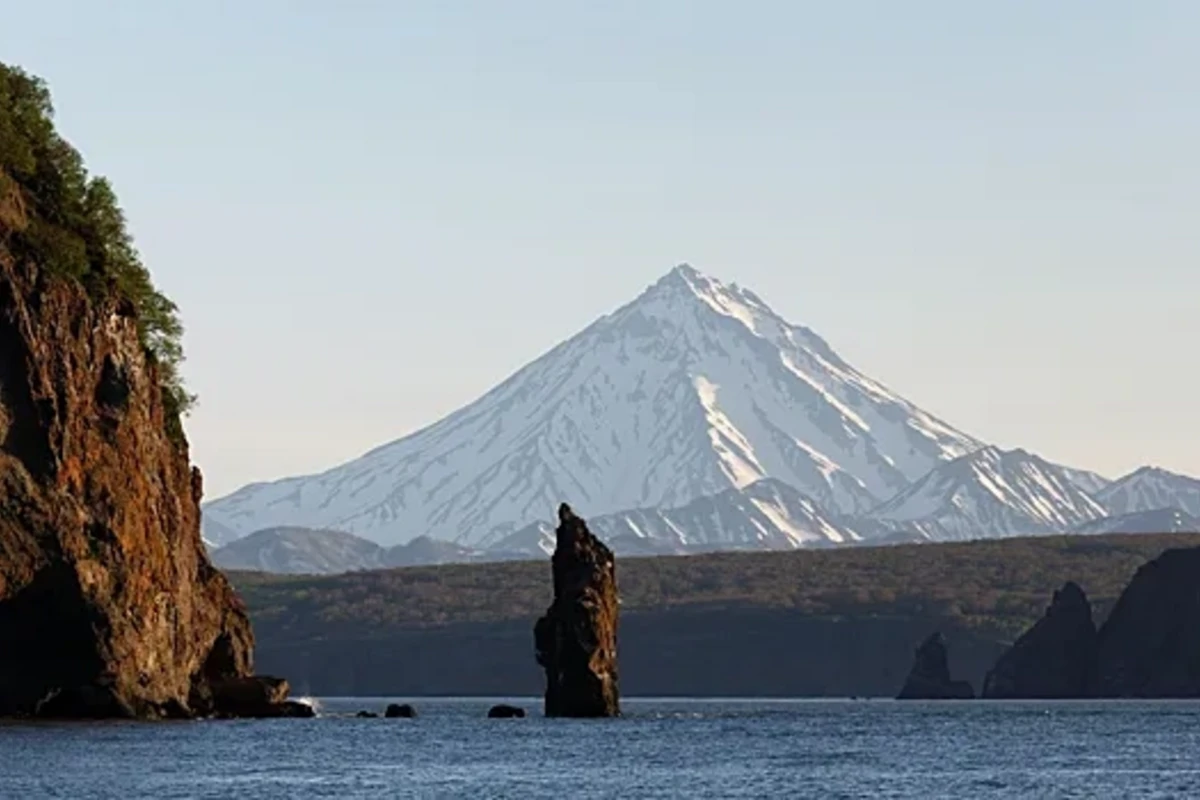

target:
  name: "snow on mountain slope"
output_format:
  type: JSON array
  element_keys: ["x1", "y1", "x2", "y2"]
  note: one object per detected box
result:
[
  {"x1": 210, "y1": 527, "x2": 385, "y2": 574},
  {"x1": 1071, "y1": 508, "x2": 1200, "y2": 536},
  {"x1": 1093, "y1": 467, "x2": 1200, "y2": 519},
  {"x1": 1058, "y1": 466, "x2": 1111, "y2": 495},
  {"x1": 202, "y1": 264, "x2": 982, "y2": 547},
  {"x1": 384, "y1": 535, "x2": 484, "y2": 568},
  {"x1": 488, "y1": 478, "x2": 860, "y2": 558},
  {"x1": 866, "y1": 446, "x2": 1107, "y2": 541}
]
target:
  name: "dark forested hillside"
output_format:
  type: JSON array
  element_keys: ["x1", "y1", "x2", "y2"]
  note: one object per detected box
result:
[{"x1": 228, "y1": 533, "x2": 1200, "y2": 697}]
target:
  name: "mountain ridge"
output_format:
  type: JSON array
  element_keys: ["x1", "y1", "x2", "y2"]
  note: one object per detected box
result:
[
  {"x1": 867, "y1": 446, "x2": 1107, "y2": 541},
  {"x1": 1094, "y1": 467, "x2": 1200, "y2": 519}
]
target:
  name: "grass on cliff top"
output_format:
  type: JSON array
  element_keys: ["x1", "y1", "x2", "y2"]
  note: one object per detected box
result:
[{"x1": 227, "y1": 532, "x2": 1200, "y2": 643}]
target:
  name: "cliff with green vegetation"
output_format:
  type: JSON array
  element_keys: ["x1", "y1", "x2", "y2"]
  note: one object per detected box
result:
[
  {"x1": 0, "y1": 62, "x2": 298, "y2": 719},
  {"x1": 0, "y1": 63, "x2": 191, "y2": 425}
]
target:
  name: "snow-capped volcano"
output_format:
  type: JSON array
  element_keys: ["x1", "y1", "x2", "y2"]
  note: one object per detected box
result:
[
  {"x1": 203, "y1": 264, "x2": 983, "y2": 547},
  {"x1": 865, "y1": 446, "x2": 1108, "y2": 541},
  {"x1": 1093, "y1": 466, "x2": 1200, "y2": 519}
]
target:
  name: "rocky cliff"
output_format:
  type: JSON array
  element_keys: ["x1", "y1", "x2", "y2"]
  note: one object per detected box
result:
[
  {"x1": 0, "y1": 174, "x2": 280, "y2": 718},
  {"x1": 1092, "y1": 546, "x2": 1200, "y2": 697},
  {"x1": 982, "y1": 582, "x2": 1097, "y2": 699},
  {"x1": 533, "y1": 504, "x2": 620, "y2": 717},
  {"x1": 896, "y1": 632, "x2": 974, "y2": 699}
]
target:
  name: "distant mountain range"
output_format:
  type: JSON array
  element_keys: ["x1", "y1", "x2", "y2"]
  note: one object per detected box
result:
[
  {"x1": 867, "y1": 447, "x2": 1108, "y2": 542},
  {"x1": 210, "y1": 527, "x2": 486, "y2": 575},
  {"x1": 210, "y1": 459, "x2": 1200, "y2": 573},
  {"x1": 201, "y1": 264, "x2": 1200, "y2": 574}
]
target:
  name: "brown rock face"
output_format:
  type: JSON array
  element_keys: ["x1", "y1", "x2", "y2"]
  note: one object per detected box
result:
[
  {"x1": 1092, "y1": 546, "x2": 1200, "y2": 697},
  {"x1": 534, "y1": 504, "x2": 620, "y2": 717},
  {"x1": 982, "y1": 582, "x2": 1097, "y2": 699},
  {"x1": 896, "y1": 632, "x2": 974, "y2": 699},
  {"x1": 0, "y1": 233, "x2": 267, "y2": 718}
]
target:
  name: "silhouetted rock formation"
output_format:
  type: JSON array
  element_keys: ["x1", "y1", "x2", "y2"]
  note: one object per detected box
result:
[
  {"x1": 1092, "y1": 546, "x2": 1200, "y2": 697},
  {"x1": 205, "y1": 677, "x2": 313, "y2": 718},
  {"x1": 983, "y1": 582, "x2": 1097, "y2": 699},
  {"x1": 896, "y1": 632, "x2": 974, "y2": 699},
  {"x1": 534, "y1": 504, "x2": 620, "y2": 717},
  {"x1": 0, "y1": 198, "x2": 288, "y2": 719},
  {"x1": 385, "y1": 703, "x2": 417, "y2": 718},
  {"x1": 487, "y1": 704, "x2": 526, "y2": 718}
]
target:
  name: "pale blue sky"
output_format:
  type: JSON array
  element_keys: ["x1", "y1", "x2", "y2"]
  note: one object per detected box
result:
[{"x1": 4, "y1": 1, "x2": 1198, "y2": 496}]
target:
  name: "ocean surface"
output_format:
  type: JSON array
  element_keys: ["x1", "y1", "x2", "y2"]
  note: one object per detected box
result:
[{"x1": 2, "y1": 697, "x2": 1199, "y2": 798}]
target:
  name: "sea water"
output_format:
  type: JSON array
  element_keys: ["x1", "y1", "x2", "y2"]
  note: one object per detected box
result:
[{"x1": 2, "y1": 697, "x2": 1199, "y2": 798}]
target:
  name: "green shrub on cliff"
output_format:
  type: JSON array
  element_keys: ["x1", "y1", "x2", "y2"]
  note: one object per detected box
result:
[{"x1": 0, "y1": 62, "x2": 194, "y2": 418}]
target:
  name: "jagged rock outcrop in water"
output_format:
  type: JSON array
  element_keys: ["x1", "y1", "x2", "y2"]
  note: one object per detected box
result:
[
  {"x1": 533, "y1": 504, "x2": 620, "y2": 717},
  {"x1": 896, "y1": 632, "x2": 974, "y2": 699},
  {"x1": 0, "y1": 163, "x2": 284, "y2": 718},
  {"x1": 1092, "y1": 546, "x2": 1200, "y2": 697},
  {"x1": 983, "y1": 582, "x2": 1097, "y2": 699}
]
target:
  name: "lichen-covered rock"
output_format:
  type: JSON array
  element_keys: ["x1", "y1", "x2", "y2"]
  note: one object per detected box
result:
[
  {"x1": 896, "y1": 632, "x2": 974, "y2": 699},
  {"x1": 0, "y1": 209, "x2": 280, "y2": 719},
  {"x1": 534, "y1": 504, "x2": 620, "y2": 717},
  {"x1": 1092, "y1": 546, "x2": 1200, "y2": 697},
  {"x1": 983, "y1": 582, "x2": 1096, "y2": 699}
]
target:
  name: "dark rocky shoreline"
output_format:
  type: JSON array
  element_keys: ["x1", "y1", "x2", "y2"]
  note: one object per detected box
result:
[{"x1": 900, "y1": 545, "x2": 1200, "y2": 700}]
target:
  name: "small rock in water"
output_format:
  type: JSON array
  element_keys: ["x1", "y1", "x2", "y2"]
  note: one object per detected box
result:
[
  {"x1": 487, "y1": 704, "x2": 526, "y2": 718},
  {"x1": 385, "y1": 703, "x2": 417, "y2": 718},
  {"x1": 896, "y1": 632, "x2": 974, "y2": 700},
  {"x1": 356, "y1": 710, "x2": 379, "y2": 718},
  {"x1": 276, "y1": 700, "x2": 317, "y2": 718},
  {"x1": 208, "y1": 676, "x2": 311, "y2": 718}
]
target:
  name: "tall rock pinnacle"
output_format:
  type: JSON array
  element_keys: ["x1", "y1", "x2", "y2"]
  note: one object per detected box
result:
[
  {"x1": 982, "y1": 582, "x2": 1097, "y2": 699},
  {"x1": 533, "y1": 503, "x2": 620, "y2": 717}
]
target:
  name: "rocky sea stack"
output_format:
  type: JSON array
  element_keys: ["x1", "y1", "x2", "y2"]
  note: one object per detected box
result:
[
  {"x1": 896, "y1": 632, "x2": 974, "y2": 699},
  {"x1": 983, "y1": 581, "x2": 1097, "y2": 699},
  {"x1": 1092, "y1": 546, "x2": 1200, "y2": 697},
  {"x1": 0, "y1": 63, "x2": 293, "y2": 719},
  {"x1": 534, "y1": 504, "x2": 620, "y2": 717}
]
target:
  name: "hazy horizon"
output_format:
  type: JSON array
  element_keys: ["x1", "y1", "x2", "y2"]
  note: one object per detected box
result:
[{"x1": 5, "y1": 2, "x2": 1198, "y2": 497}]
